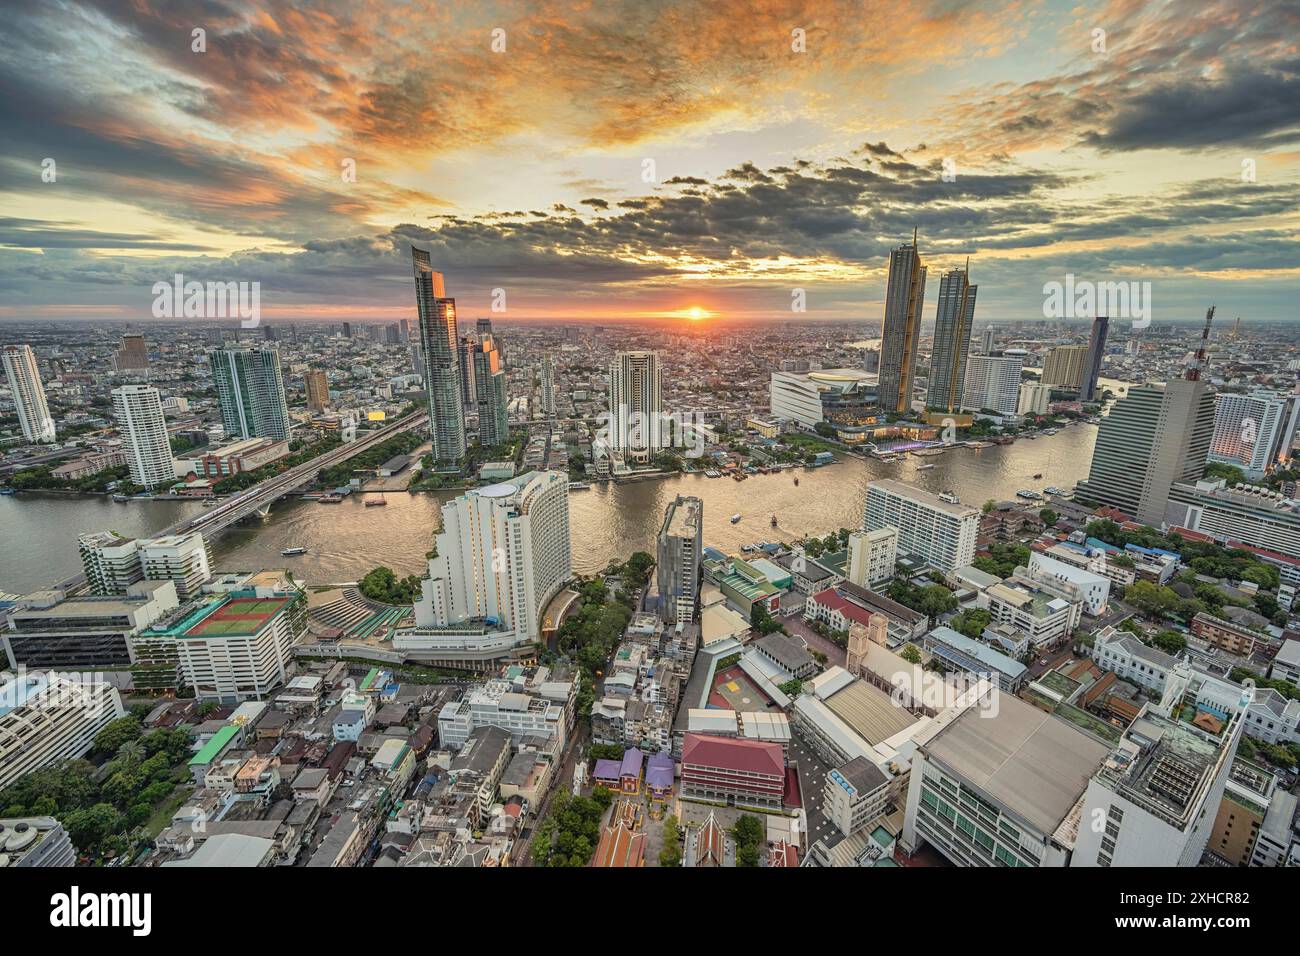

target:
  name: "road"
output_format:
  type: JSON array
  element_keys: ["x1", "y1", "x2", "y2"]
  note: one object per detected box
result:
[{"x1": 511, "y1": 720, "x2": 589, "y2": 866}]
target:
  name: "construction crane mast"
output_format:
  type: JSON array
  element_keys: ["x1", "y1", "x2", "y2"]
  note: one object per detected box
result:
[{"x1": 1185, "y1": 306, "x2": 1215, "y2": 381}]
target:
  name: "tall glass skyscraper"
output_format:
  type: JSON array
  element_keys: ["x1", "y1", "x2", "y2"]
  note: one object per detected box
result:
[
  {"x1": 928, "y1": 264, "x2": 977, "y2": 413},
  {"x1": 208, "y1": 346, "x2": 291, "y2": 441},
  {"x1": 878, "y1": 232, "x2": 927, "y2": 415},
  {"x1": 1080, "y1": 316, "x2": 1109, "y2": 401},
  {"x1": 472, "y1": 332, "x2": 509, "y2": 448},
  {"x1": 412, "y1": 245, "x2": 466, "y2": 462}
]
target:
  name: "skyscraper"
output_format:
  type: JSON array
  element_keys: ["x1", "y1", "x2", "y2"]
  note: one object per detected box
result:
[
  {"x1": 208, "y1": 346, "x2": 291, "y2": 441},
  {"x1": 412, "y1": 471, "x2": 571, "y2": 644},
  {"x1": 305, "y1": 368, "x2": 330, "y2": 413},
  {"x1": 113, "y1": 384, "x2": 173, "y2": 489},
  {"x1": 1208, "y1": 389, "x2": 1300, "y2": 479},
  {"x1": 657, "y1": 496, "x2": 703, "y2": 625},
  {"x1": 1075, "y1": 314, "x2": 1218, "y2": 524},
  {"x1": 115, "y1": 333, "x2": 149, "y2": 371},
  {"x1": 412, "y1": 245, "x2": 466, "y2": 462},
  {"x1": 980, "y1": 327, "x2": 995, "y2": 355},
  {"x1": 928, "y1": 264, "x2": 977, "y2": 413},
  {"x1": 1, "y1": 344, "x2": 56, "y2": 443},
  {"x1": 608, "y1": 350, "x2": 663, "y2": 465},
  {"x1": 456, "y1": 335, "x2": 478, "y2": 406},
  {"x1": 540, "y1": 354, "x2": 556, "y2": 421},
  {"x1": 1079, "y1": 316, "x2": 1109, "y2": 401},
  {"x1": 962, "y1": 350, "x2": 1025, "y2": 417},
  {"x1": 472, "y1": 334, "x2": 509, "y2": 448},
  {"x1": 864, "y1": 480, "x2": 977, "y2": 573},
  {"x1": 877, "y1": 232, "x2": 927, "y2": 415}
]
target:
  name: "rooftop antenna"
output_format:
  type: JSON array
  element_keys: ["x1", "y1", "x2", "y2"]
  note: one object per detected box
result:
[{"x1": 1185, "y1": 306, "x2": 1215, "y2": 381}]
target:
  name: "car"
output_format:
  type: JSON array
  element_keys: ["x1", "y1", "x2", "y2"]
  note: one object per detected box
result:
[{"x1": 1039, "y1": 658, "x2": 1049, "y2": 666}]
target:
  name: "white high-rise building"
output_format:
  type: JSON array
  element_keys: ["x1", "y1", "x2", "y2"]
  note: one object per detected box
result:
[
  {"x1": 608, "y1": 350, "x2": 662, "y2": 465},
  {"x1": 0, "y1": 673, "x2": 125, "y2": 792},
  {"x1": 847, "y1": 527, "x2": 898, "y2": 587},
  {"x1": 78, "y1": 532, "x2": 145, "y2": 595},
  {"x1": 138, "y1": 533, "x2": 213, "y2": 600},
  {"x1": 540, "y1": 354, "x2": 556, "y2": 420},
  {"x1": 413, "y1": 471, "x2": 571, "y2": 645},
  {"x1": 962, "y1": 350, "x2": 1025, "y2": 417},
  {"x1": 112, "y1": 384, "x2": 174, "y2": 489},
  {"x1": 2, "y1": 345, "x2": 56, "y2": 443},
  {"x1": 864, "y1": 480, "x2": 977, "y2": 573},
  {"x1": 1209, "y1": 389, "x2": 1300, "y2": 479},
  {"x1": 1017, "y1": 382, "x2": 1052, "y2": 417}
]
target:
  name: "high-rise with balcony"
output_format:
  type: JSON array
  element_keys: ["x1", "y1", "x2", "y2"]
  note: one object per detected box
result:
[
  {"x1": 112, "y1": 384, "x2": 174, "y2": 489},
  {"x1": 877, "y1": 233, "x2": 927, "y2": 415},
  {"x1": 115, "y1": 333, "x2": 149, "y2": 372},
  {"x1": 1208, "y1": 388, "x2": 1300, "y2": 479},
  {"x1": 540, "y1": 354, "x2": 556, "y2": 421},
  {"x1": 657, "y1": 495, "x2": 703, "y2": 625},
  {"x1": 928, "y1": 264, "x2": 977, "y2": 414},
  {"x1": 864, "y1": 480, "x2": 977, "y2": 573},
  {"x1": 2, "y1": 344, "x2": 56, "y2": 444},
  {"x1": 608, "y1": 350, "x2": 663, "y2": 465},
  {"x1": 412, "y1": 471, "x2": 571, "y2": 646},
  {"x1": 412, "y1": 245, "x2": 466, "y2": 462},
  {"x1": 304, "y1": 368, "x2": 330, "y2": 413},
  {"x1": 962, "y1": 350, "x2": 1025, "y2": 417},
  {"x1": 208, "y1": 346, "x2": 291, "y2": 441},
  {"x1": 1041, "y1": 345, "x2": 1088, "y2": 390}
]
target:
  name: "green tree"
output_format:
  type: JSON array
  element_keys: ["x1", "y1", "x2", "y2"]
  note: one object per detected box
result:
[
  {"x1": 900, "y1": 644, "x2": 923, "y2": 665},
  {"x1": 93, "y1": 716, "x2": 142, "y2": 755}
]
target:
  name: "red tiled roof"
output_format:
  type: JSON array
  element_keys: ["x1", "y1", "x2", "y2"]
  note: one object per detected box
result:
[
  {"x1": 592, "y1": 823, "x2": 645, "y2": 867},
  {"x1": 809, "y1": 588, "x2": 874, "y2": 627},
  {"x1": 682, "y1": 733, "x2": 783, "y2": 778},
  {"x1": 1224, "y1": 539, "x2": 1300, "y2": 567},
  {"x1": 768, "y1": 841, "x2": 798, "y2": 868}
]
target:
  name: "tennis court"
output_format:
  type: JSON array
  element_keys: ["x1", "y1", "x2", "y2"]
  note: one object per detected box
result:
[{"x1": 188, "y1": 597, "x2": 289, "y2": 636}]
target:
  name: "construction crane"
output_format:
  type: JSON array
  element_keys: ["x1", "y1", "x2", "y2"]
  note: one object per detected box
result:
[{"x1": 1185, "y1": 306, "x2": 1215, "y2": 381}]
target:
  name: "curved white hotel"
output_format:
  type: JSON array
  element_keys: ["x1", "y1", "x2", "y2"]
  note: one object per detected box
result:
[{"x1": 410, "y1": 470, "x2": 572, "y2": 646}]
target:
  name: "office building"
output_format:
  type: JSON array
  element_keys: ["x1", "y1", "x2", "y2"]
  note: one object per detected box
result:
[
  {"x1": 1041, "y1": 344, "x2": 1088, "y2": 389},
  {"x1": 1077, "y1": 313, "x2": 1218, "y2": 524},
  {"x1": 456, "y1": 336, "x2": 477, "y2": 407},
  {"x1": 846, "y1": 527, "x2": 898, "y2": 588},
  {"x1": 608, "y1": 350, "x2": 662, "y2": 465},
  {"x1": 412, "y1": 245, "x2": 467, "y2": 462},
  {"x1": 540, "y1": 354, "x2": 556, "y2": 420},
  {"x1": 878, "y1": 233, "x2": 927, "y2": 414},
  {"x1": 824, "y1": 756, "x2": 892, "y2": 837},
  {"x1": 471, "y1": 333, "x2": 509, "y2": 447},
  {"x1": 136, "y1": 590, "x2": 306, "y2": 703},
  {"x1": 1017, "y1": 381, "x2": 1051, "y2": 417},
  {"x1": 864, "y1": 480, "x2": 977, "y2": 573},
  {"x1": 411, "y1": 471, "x2": 571, "y2": 646},
  {"x1": 980, "y1": 327, "x2": 995, "y2": 355},
  {"x1": 1027, "y1": 551, "x2": 1111, "y2": 616},
  {"x1": 0, "y1": 673, "x2": 126, "y2": 792},
  {"x1": 112, "y1": 384, "x2": 174, "y2": 489},
  {"x1": 769, "y1": 368, "x2": 878, "y2": 441},
  {"x1": 962, "y1": 350, "x2": 1025, "y2": 417},
  {"x1": 305, "y1": 368, "x2": 330, "y2": 413},
  {"x1": 1166, "y1": 479, "x2": 1300, "y2": 558},
  {"x1": 984, "y1": 581, "x2": 1078, "y2": 651},
  {"x1": 2, "y1": 581, "x2": 179, "y2": 671},
  {"x1": 2, "y1": 344, "x2": 56, "y2": 443},
  {"x1": 208, "y1": 346, "x2": 291, "y2": 441},
  {"x1": 657, "y1": 495, "x2": 703, "y2": 625},
  {"x1": 1079, "y1": 316, "x2": 1109, "y2": 401},
  {"x1": 79, "y1": 531, "x2": 146, "y2": 594},
  {"x1": 437, "y1": 666, "x2": 576, "y2": 751},
  {"x1": 902, "y1": 691, "x2": 1110, "y2": 867},
  {"x1": 1091, "y1": 626, "x2": 1177, "y2": 693},
  {"x1": 928, "y1": 264, "x2": 977, "y2": 413},
  {"x1": 1074, "y1": 703, "x2": 1246, "y2": 867},
  {"x1": 1208, "y1": 389, "x2": 1299, "y2": 479}
]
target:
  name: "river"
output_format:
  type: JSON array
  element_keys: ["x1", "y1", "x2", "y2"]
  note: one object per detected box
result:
[{"x1": 0, "y1": 423, "x2": 1097, "y2": 592}]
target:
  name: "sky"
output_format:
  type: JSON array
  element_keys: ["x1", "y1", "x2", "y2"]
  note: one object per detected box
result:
[{"x1": 1, "y1": 0, "x2": 1298, "y2": 325}]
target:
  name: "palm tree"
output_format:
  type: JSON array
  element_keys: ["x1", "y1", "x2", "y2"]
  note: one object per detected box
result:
[{"x1": 116, "y1": 739, "x2": 146, "y2": 766}]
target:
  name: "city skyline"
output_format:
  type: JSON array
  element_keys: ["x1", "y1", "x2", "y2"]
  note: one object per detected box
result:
[{"x1": 1, "y1": 1, "x2": 1299, "y2": 325}]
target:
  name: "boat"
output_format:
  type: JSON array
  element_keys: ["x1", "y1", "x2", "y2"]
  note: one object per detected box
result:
[
  {"x1": 319, "y1": 493, "x2": 343, "y2": 503},
  {"x1": 1016, "y1": 489, "x2": 1044, "y2": 500},
  {"x1": 770, "y1": 515, "x2": 778, "y2": 527},
  {"x1": 112, "y1": 494, "x2": 130, "y2": 503},
  {"x1": 364, "y1": 494, "x2": 387, "y2": 507},
  {"x1": 0, "y1": 487, "x2": 15, "y2": 495},
  {"x1": 792, "y1": 477, "x2": 799, "y2": 486},
  {"x1": 568, "y1": 481, "x2": 591, "y2": 490},
  {"x1": 281, "y1": 547, "x2": 308, "y2": 556},
  {"x1": 730, "y1": 514, "x2": 742, "y2": 524},
  {"x1": 1044, "y1": 486, "x2": 1072, "y2": 498},
  {"x1": 917, "y1": 463, "x2": 936, "y2": 471},
  {"x1": 1032, "y1": 473, "x2": 1043, "y2": 480}
]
